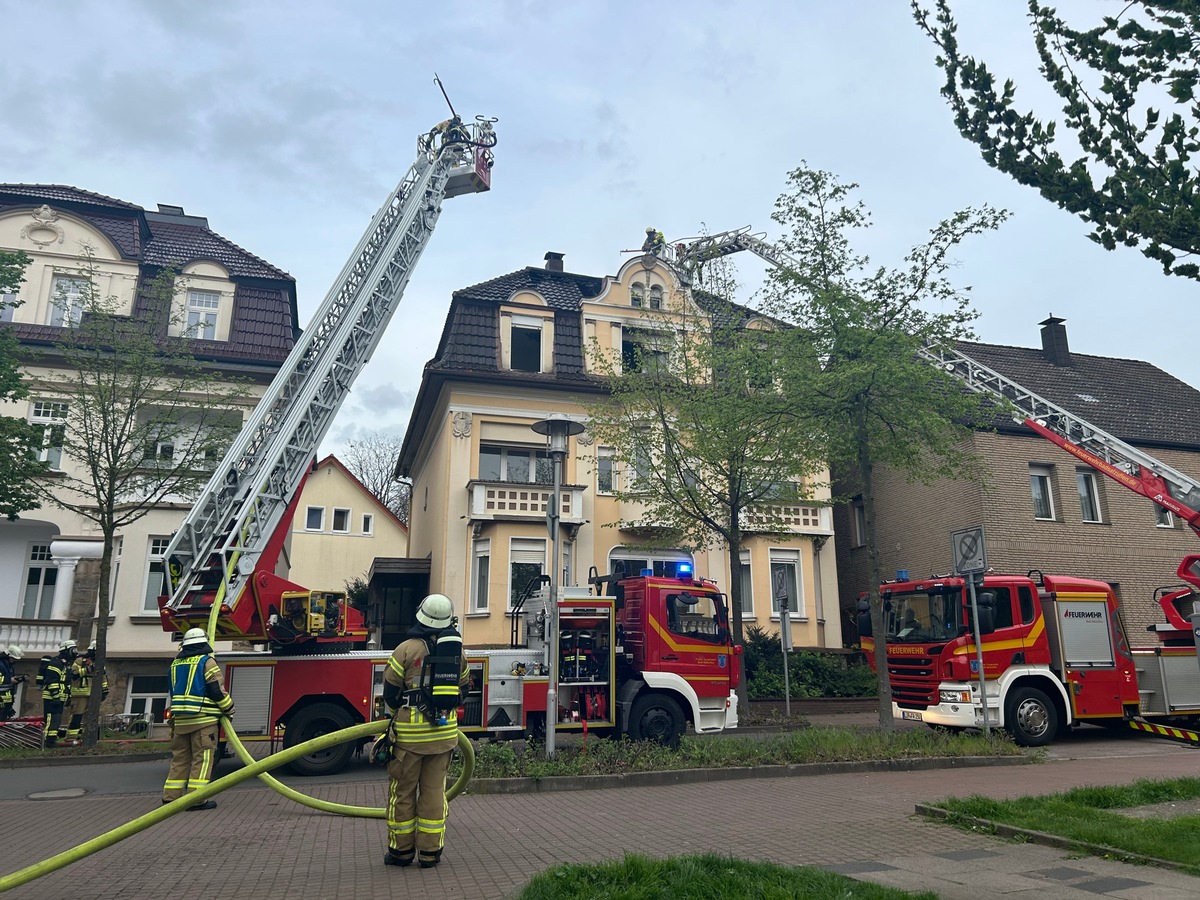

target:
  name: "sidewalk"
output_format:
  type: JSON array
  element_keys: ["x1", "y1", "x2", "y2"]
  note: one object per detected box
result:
[{"x1": 3, "y1": 723, "x2": 1199, "y2": 898}]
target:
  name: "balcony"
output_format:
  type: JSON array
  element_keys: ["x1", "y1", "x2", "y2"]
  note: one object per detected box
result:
[
  {"x1": 468, "y1": 481, "x2": 585, "y2": 525},
  {"x1": 743, "y1": 503, "x2": 831, "y2": 535},
  {"x1": 0, "y1": 618, "x2": 77, "y2": 656}
]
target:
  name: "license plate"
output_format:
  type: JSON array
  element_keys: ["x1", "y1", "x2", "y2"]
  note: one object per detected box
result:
[{"x1": 901, "y1": 710, "x2": 923, "y2": 721}]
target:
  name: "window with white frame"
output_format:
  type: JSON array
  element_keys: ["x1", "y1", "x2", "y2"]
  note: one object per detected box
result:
[
  {"x1": 127, "y1": 674, "x2": 170, "y2": 723},
  {"x1": 596, "y1": 447, "x2": 615, "y2": 494},
  {"x1": 479, "y1": 444, "x2": 553, "y2": 484},
  {"x1": 49, "y1": 275, "x2": 88, "y2": 327},
  {"x1": 0, "y1": 291, "x2": 16, "y2": 322},
  {"x1": 30, "y1": 401, "x2": 68, "y2": 470},
  {"x1": 508, "y1": 538, "x2": 546, "y2": 611},
  {"x1": 509, "y1": 315, "x2": 544, "y2": 373},
  {"x1": 362, "y1": 513, "x2": 374, "y2": 535},
  {"x1": 305, "y1": 506, "x2": 324, "y2": 531},
  {"x1": 332, "y1": 508, "x2": 350, "y2": 533},
  {"x1": 143, "y1": 536, "x2": 171, "y2": 613},
  {"x1": 186, "y1": 290, "x2": 220, "y2": 340},
  {"x1": 1029, "y1": 465, "x2": 1056, "y2": 520},
  {"x1": 648, "y1": 285, "x2": 663, "y2": 310},
  {"x1": 1156, "y1": 505, "x2": 1176, "y2": 528},
  {"x1": 631, "y1": 282, "x2": 645, "y2": 307},
  {"x1": 21, "y1": 544, "x2": 57, "y2": 618},
  {"x1": 1076, "y1": 468, "x2": 1102, "y2": 523},
  {"x1": 471, "y1": 539, "x2": 490, "y2": 613},
  {"x1": 769, "y1": 549, "x2": 803, "y2": 618},
  {"x1": 739, "y1": 550, "x2": 754, "y2": 619},
  {"x1": 629, "y1": 444, "x2": 652, "y2": 491},
  {"x1": 621, "y1": 330, "x2": 668, "y2": 374}
]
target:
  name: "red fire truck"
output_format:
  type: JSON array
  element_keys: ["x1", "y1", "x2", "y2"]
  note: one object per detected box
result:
[{"x1": 220, "y1": 573, "x2": 741, "y2": 775}]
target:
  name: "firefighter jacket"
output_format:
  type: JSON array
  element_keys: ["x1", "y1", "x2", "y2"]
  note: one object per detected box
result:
[
  {"x1": 70, "y1": 659, "x2": 106, "y2": 698},
  {"x1": 39, "y1": 655, "x2": 70, "y2": 702},
  {"x1": 169, "y1": 652, "x2": 234, "y2": 727},
  {"x1": 383, "y1": 635, "x2": 469, "y2": 755},
  {"x1": 0, "y1": 656, "x2": 16, "y2": 706}
]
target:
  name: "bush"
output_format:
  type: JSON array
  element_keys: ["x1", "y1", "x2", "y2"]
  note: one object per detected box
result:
[{"x1": 741, "y1": 625, "x2": 876, "y2": 700}]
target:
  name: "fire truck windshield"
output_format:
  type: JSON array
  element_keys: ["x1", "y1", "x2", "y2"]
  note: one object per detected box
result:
[{"x1": 884, "y1": 587, "x2": 962, "y2": 643}]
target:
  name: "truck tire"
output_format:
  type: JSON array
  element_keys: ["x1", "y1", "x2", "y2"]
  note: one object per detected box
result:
[
  {"x1": 628, "y1": 693, "x2": 684, "y2": 748},
  {"x1": 283, "y1": 702, "x2": 356, "y2": 776},
  {"x1": 1005, "y1": 686, "x2": 1058, "y2": 747}
]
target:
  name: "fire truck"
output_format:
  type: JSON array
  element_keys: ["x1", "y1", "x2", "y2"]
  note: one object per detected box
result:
[
  {"x1": 672, "y1": 227, "x2": 1200, "y2": 748},
  {"x1": 156, "y1": 108, "x2": 740, "y2": 776}
]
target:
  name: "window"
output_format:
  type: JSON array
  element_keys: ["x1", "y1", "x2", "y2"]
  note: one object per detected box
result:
[
  {"x1": 0, "y1": 291, "x2": 16, "y2": 321},
  {"x1": 1076, "y1": 469, "x2": 1102, "y2": 523},
  {"x1": 1156, "y1": 505, "x2": 1175, "y2": 528},
  {"x1": 978, "y1": 587, "x2": 1015, "y2": 630},
  {"x1": 22, "y1": 544, "x2": 57, "y2": 618},
  {"x1": 596, "y1": 447, "x2": 615, "y2": 494},
  {"x1": 511, "y1": 324, "x2": 541, "y2": 372},
  {"x1": 1018, "y1": 585, "x2": 1036, "y2": 625},
  {"x1": 609, "y1": 550, "x2": 693, "y2": 579},
  {"x1": 143, "y1": 537, "x2": 171, "y2": 613},
  {"x1": 1029, "y1": 465, "x2": 1055, "y2": 520},
  {"x1": 630, "y1": 445, "x2": 652, "y2": 491},
  {"x1": 478, "y1": 445, "x2": 553, "y2": 484},
  {"x1": 851, "y1": 497, "x2": 866, "y2": 548},
  {"x1": 305, "y1": 506, "x2": 324, "y2": 531},
  {"x1": 362, "y1": 513, "x2": 374, "y2": 535},
  {"x1": 471, "y1": 540, "x2": 490, "y2": 613},
  {"x1": 648, "y1": 285, "x2": 662, "y2": 310},
  {"x1": 666, "y1": 590, "x2": 722, "y2": 641},
  {"x1": 630, "y1": 282, "x2": 644, "y2": 307},
  {"x1": 769, "y1": 549, "x2": 803, "y2": 618},
  {"x1": 332, "y1": 508, "x2": 350, "y2": 533},
  {"x1": 508, "y1": 538, "x2": 546, "y2": 611},
  {"x1": 127, "y1": 675, "x2": 170, "y2": 723},
  {"x1": 143, "y1": 440, "x2": 175, "y2": 464},
  {"x1": 622, "y1": 332, "x2": 669, "y2": 374},
  {"x1": 739, "y1": 550, "x2": 753, "y2": 618},
  {"x1": 186, "y1": 290, "x2": 220, "y2": 340},
  {"x1": 30, "y1": 401, "x2": 68, "y2": 470},
  {"x1": 49, "y1": 275, "x2": 87, "y2": 327}
]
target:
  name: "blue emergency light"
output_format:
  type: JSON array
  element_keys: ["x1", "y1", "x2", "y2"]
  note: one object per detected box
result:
[
  {"x1": 896, "y1": 569, "x2": 909, "y2": 582},
  {"x1": 641, "y1": 568, "x2": 653, "y2": 577},
  {"x1": 677, "y1": 562, "x2": 693, "y2": 576}
]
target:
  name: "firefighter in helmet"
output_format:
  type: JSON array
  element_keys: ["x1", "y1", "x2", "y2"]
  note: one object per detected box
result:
[
  {"x1": 380, "y1": 593, "x2": 469, "y2": 869},
  {"x1": 162, "y1": 628, "x2": 235, "y2": 810},
  {"x1": 66, "y1": 641, "x2": 108, "y2": 744},
  {"x1": 0, "y1": 644, "x2": 25, "y2": 720},
  {"x1": 38, "y1": 640, "x2": 76, "y2": 747},
  {"x1": 642, "y1": 226, "x2": 666, "y2": 256}
]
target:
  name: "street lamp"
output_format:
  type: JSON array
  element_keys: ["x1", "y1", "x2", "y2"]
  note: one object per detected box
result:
[{"x1": 531, "y1": 412, "x2": 584, "y2": 759}]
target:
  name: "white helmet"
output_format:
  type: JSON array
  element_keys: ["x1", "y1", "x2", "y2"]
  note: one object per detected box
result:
[
  {"x1": 415, "y1": 593, "x2": 454, "y2": 629},
  {"x1": 60, "y1": 639, "x2": 77, "y2": 653},
  {"x1": 181, "y1": 628, "x2": 210, "y2": 647},
  {"x1": 3, "y1": 644, "x2": 21, "y2": 660}
]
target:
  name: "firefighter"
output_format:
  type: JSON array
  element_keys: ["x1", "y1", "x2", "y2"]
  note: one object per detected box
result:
[
  {"x1": 381, "y1": 593, "x2": 469, "y2": 869},
  {"x1": 426, "y1": 115, "x2": 466, "y2": 151},
  {"x1": 162, "y1": 628, "x2": 235, "y2": 810},
  {"x1": 66, "y1": 642, "x2": 108, "y2": 744},
  {"x1": 38, "y1": 640, "x2": 76, "y2": 747},
  {"x1": 0, "y1": 644, "x2": 25, "y2": 720},
  {"x1": 642, "y1": 226, "x2": 666, "y2": 256}
]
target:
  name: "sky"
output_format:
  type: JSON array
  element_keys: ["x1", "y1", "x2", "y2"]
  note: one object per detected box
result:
[{"x1": 4, "y1": 1, "x2": 1195, "y2": 457}]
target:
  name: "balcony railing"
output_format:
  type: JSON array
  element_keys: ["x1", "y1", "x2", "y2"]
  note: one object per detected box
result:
[
  {"x1": 0, "y1": 618, "x2": 76, "y2": 656},
  {"x1": 468, "y1": 481, "x2": 585, "y2": 524},
  {"x1": 743, "y1": 503, "x2": 831, "y2": 534}
]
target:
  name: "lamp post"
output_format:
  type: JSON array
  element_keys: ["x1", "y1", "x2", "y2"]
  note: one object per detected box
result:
[{"x1": 531, "y1": 413, "x2": 584, "y2": 759}]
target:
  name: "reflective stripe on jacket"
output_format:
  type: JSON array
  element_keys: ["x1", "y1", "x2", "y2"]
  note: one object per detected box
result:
[
  {"x1": 169, "y1": 655, "x2": 232, "y2": 725},
  {"x1": 40, "y1": 659, "x2": 68, "y2": 701},
  {"x1": 384, "y1": 637, "x2": 469, "y2": 749}
]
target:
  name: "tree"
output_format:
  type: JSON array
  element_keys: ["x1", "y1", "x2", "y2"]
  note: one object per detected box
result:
[
  {"x1": 762, "y1": 165, "x2": 1005, "y2": 728},
  {"x1": 0, "y1": 249, "x2": 49, "y2": 518},
  {"x1": 915, "y1": 1, "x2": 1200, "y2": 279},
  {"x1": 342, "y1": 430, "x2": 410, "y2": 523},
  {"x1": 583, "y1": 256, "x2": 828, "y2": 707},
  {"x1": 32, "y1": 247, "x2": 249, "y2": 747}
]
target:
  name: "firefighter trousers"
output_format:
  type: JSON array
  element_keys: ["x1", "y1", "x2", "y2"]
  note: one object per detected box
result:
[
  {"x1": 386, "y1": 747, "x2": 452, "y2": 860},
  {"x1": 42, "y1": 699, "x2": 65, "y2": 745},
  {"x1": 67, "y1": 694, "x2": 90, "y2": 738},
  {"x1": 163, "y1": 722, "x2": 218, "y2": 802}
]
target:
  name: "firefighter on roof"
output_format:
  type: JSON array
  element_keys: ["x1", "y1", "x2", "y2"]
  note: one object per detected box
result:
[
  {"x1": 38, "y1": 640, "x2": 76, "y2": 747},
  {"x1": 162, "y1": 628, "x2": 235, "y2": 810},
  {"x1": 642, "y1": 226, "x2": 666, "y2": 256},
  {"x1": 381, "y1": 593, "x2": 469, "y2": 869}
]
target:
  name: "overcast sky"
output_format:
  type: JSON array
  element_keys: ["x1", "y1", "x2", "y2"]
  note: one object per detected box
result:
[{"x1": 4, "y1": 1, "x2": 1194, "y2": 456}]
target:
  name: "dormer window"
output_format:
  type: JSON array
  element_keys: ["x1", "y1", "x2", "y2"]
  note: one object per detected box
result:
[
  {"x1": 511, "y1": 321, "x2": 542, "y2": 372},
  {"x1": 186, "y1": 290, "x2": 220, "y2": 340},
  {"x1": 502, "y1": 311, "x2": 553, "y2": 374},
  {"x1": 631, "y1": 283, "x2": 644, "y2": 308}
]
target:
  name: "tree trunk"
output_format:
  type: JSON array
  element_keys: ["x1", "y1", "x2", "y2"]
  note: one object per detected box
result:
[
  {"x1": 855, "y1": 405, "x2": 894, "y2": 730},
  {"x1": 83, "y1": 530, "x2": 115, "y2": 749}
]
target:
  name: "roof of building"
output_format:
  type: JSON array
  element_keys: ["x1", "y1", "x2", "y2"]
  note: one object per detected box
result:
[
  {"x1": 453, "y1": 267, "x2": 604, "y2": 310},
  {"x1": 0, "y1": 184, "x2": 142, "y2": 210},
  {"x1": 959, "y1": 338, "x2": 1200, "y2": 450},
  {"x1": 314, "y1": 455, "x2": 408, "y2": 533}
]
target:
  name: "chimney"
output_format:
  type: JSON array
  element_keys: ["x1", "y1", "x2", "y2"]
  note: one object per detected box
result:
[
  {"x1": 544, "y1": 251, "x2": 564, "y2": 272},
  {"x1": 1039, "y1": 314, "x2": 1072, "y2": 367}
]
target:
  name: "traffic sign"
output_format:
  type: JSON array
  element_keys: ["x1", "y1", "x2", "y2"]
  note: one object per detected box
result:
[{"x1": 951, "y1": 525, "x2": 987, "y2": 575}]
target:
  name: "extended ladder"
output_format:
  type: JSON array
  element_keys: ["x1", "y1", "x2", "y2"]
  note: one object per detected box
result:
[{"x1": 161, "y1": 118, "x2": 496, "y2": 635}]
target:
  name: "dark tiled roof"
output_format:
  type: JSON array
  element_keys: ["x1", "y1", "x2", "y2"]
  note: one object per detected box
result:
[
  {"x1": 454, "y1": 267, "x2": 604, "y2": 310},
  {"x1": 959, "y1": 340, "x2": 1200, "y2": 449},
  {"x1": 144, "y1": 219, "x2": 292, "y2": 281},
  {"x1": 0, "y1": 184, "x2": 141, "y2": 209}
]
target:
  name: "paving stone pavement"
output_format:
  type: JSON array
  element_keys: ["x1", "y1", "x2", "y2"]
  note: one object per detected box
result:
[{"x1": 3, "y1": 731, "x2": 1200, "y2": 899}]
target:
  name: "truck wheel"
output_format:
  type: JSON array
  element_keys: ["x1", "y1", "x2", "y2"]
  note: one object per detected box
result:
[
  {"x1": 283, "y1": 702, "x2": 356, "y2": 776},
  {"x1": 1005, "y1": 687, "x2": 1058, "y2": 747},
  {"x1": 628, "y1": 693, "x2": 684, "y2": 748}
]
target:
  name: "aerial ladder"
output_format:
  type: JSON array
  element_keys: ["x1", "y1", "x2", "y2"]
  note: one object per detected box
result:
[
  {"x1": 672, "y1": 226, "x2": 1200, "y2": 629},
  {"x1": 158, "y1": 109, "x2": 497, "y2": 648}
]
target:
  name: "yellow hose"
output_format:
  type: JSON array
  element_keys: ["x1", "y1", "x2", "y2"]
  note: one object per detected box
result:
[{"x1": 0, "y1": 720, "x2": 475, "y2": 894}]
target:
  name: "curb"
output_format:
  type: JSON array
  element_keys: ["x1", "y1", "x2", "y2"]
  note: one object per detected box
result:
[
  {"x1": 914, "y1": 803, "x2": 1194, "y2": 875},
  {"x1": 2, "y1": 751, "x2": 169, "y2": 769},
  {"x1": 467, "y1": 754, "x2": 1033, "y2": 795}
]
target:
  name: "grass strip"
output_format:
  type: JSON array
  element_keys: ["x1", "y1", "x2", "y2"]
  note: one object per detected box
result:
[
  {"x1": 929, "y1": 777, "x2": 1200, "y2": 874},
  {"x1": 515, "y1": 852, "x2": 936, "y2": 900}
]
